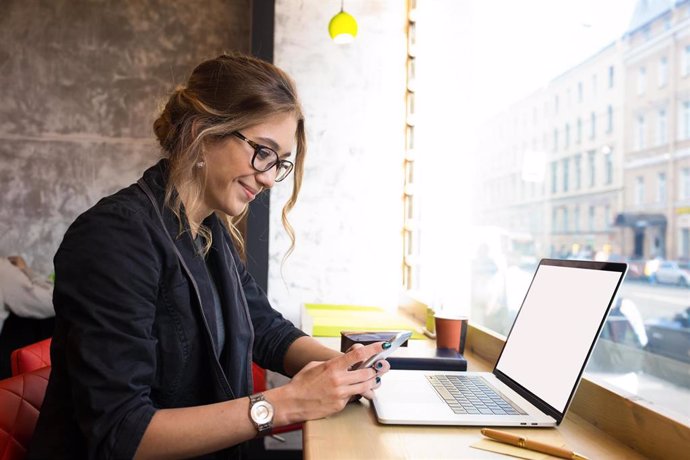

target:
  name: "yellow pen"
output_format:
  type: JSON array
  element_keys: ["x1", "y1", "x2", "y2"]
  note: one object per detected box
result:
[{"x1": 481, "y1": 428, "x2": 589, "y2": 460}]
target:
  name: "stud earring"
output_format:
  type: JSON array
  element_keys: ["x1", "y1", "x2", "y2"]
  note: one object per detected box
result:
[{"x1": 195, "y1": 160, "x2": 205, "y2": 168}]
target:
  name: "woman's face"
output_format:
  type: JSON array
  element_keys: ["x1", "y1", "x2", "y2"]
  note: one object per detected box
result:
[{"x1": 201, "y1": 112, "x2": 297, "y2": 218}]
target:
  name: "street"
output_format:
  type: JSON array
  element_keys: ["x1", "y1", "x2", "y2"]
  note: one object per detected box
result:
[{"x1": 618, "y1": 280, "x2": 690, "y2": 322}]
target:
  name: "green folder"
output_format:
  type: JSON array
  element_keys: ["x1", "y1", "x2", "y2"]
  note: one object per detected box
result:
[{"x1": 302, "y1": 303, "x2": 424, "y2": 339}]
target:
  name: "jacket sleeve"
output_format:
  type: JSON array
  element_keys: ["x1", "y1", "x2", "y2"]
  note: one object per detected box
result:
[
  {"x1": 53, "y1": 200, "x2": 160, "y2": 459},
  {"x1": 228, "y1": 243, "x2": 306, "y2": 375}
]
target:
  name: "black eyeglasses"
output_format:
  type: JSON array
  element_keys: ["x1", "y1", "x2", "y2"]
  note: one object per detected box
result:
[{"x1": 232, "y1": 131, "x2": 294, "y2": 182}]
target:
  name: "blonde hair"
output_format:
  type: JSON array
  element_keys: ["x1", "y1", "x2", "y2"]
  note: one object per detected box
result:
[{"x1": 152, "y1": 52, "x2": 306, "y2": 257}]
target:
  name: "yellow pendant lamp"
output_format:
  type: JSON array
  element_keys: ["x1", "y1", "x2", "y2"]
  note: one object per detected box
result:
[{"x1": 328, "y1": 1, "x2": 358, "y2": 44}]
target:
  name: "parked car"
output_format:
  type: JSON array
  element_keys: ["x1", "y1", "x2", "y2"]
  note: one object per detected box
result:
[
  {"x1": 645, "y1": 307, "x2": 690, "y2": 364},
  {"x1": 650, "y1": 261, "x2": 690, "y2": 287}
]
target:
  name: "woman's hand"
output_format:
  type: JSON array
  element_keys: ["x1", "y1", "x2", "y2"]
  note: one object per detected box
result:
[{"x1": 270, "y1": 341, "x2": 391, "y2": 425}]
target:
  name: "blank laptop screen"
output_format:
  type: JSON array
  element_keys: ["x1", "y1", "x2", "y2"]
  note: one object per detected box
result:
[{"x1": 495, "y1": 263, "x2": 623, "y2": 413}]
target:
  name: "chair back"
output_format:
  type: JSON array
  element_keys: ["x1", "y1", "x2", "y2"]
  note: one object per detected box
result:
[
  {"x1": 0, "y1": 366, "x2": 51, "y2": 460},
  {"x1": 10, "y1": 339, "x2": 52, "y2": 376}
]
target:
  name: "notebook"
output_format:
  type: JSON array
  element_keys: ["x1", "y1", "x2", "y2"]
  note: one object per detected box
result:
[{"x1": 373, "y1": 258, "x2": 627, "y2": 427}]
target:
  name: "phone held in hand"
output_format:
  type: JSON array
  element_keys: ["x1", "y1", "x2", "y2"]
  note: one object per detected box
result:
[{"x1": 354, "y1": 331, "x2": 413, "y2": 369}]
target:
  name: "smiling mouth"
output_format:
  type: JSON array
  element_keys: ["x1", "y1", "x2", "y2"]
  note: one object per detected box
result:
[{"x1": 240, "y1": 182, "x2": 258, "y2": 200}]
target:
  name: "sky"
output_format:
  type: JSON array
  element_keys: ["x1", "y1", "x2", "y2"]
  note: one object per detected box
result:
[{"x1": 416, "y1": 0, "x2": 639, "y2": 124}]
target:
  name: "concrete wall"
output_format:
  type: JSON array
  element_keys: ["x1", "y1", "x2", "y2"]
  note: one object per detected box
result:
[
  {"x1": 270, "y1": 0, "x2": 407, "y2": 324},
  {"x1": 0, "y1": 0, "x2": 250, "y2": 275}
]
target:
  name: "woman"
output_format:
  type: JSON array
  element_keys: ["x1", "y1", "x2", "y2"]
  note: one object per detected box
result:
[{"x1": 30, "y1": 53, "x2": 390, "y2": 459}]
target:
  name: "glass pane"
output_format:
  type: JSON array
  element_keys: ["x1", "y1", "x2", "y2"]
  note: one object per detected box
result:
[{"x1": 415, "y1": 0, "x2": 690, "y2": 424}]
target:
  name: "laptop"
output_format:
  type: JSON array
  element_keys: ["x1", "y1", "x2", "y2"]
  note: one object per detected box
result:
[{"x1": 373, "y1": 258, "x2": 627, "y2": 427}]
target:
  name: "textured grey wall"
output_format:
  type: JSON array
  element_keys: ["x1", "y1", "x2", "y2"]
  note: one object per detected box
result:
[{"x1": 0, "y1": 0, "x2": 250, "y2": 275}]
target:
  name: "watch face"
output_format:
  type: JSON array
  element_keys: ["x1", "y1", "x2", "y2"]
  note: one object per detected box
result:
[{"x1": 251, "y1": 400, "x2": 274, "y2": 425}]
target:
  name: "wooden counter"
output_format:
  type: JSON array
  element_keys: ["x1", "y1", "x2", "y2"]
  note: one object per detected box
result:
[{"x1": 302, "y1": 336, "x2": 649, "y2": 460}]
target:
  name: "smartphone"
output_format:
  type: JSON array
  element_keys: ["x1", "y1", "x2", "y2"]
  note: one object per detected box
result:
[{"x1": 354, "y1": 331, "x2": 413, "y2": 369}]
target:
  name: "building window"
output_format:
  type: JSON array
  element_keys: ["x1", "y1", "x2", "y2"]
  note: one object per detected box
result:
[
  {"x1": 590, "y1": 111, "x2": 596, "y2": 139},
  {"x1": 562, "y1": 158, "x2": 570, "y2": 193},
  {"x1": 608, "y1": 65, "x2": 614, "y2": 88},
  {"x1": 565, "y1": 123, "x2": 570, "y2": 148},
  {"x1": 684, "y1": 45, "x2": 690, "y2": 77},
  {"x1": 577, "y1": 117, "x2": 582, "y2": 143},
  {"x1": 592, "y1": 73, "x2": 597, "y2": 98},
  {"x1": 588, "y1": 150, "x2": 596, "y2": 187},
  {"x1": 563, "y1": 207, "x2": 569, "y2": 233},
  {"x1": 552, "y1": 207, "x2": 559, "y2": 233},
  {"x1": 636, "y1": 114, "x2": 645, "y2": 149},
  {"x1": 574, "y1": 154, "x2": 582, "y2": 189},
  {"x1": 577, "y1": 81, "x2": 583, "y2": 102},
  {"x1": 637, "y1": 66, "x2": 646, "y2": 95},
  {"x1": 680, "y1": 101, "x2": 690, "y2": 140},
  {"x1": 553, "y1": 128, "x2": 559, "y2": 151},
  {"x1": 574, "y1": 205, "x2": 580, "y2": 232},
  {"x1": 659, "y1": 56, "x2": 668, "y2": 87},
  {"x1": 658, "y1": 172, "x2": 667, "y2": 203},
  {"x1": 606, "y1": 105, "x2": 613, "y2": 133},
  {"x1": 635, "y1": 176, "x2": 645, "y2": 206},
  {"x1": 682, "y1": 228, "x2": 690, "y2": 259},
  {"x1": 658, "y1": 108, "x2": 668, "y2": 145},
  {"x1": 604, "y1": 204, "x2": 611, "y2": 229},
  {"x1": 604, "y1": 150, "x2": 613, "y2": 185},
  {"x1": 551, "y1": 161, "x2": 558, "y2": 194},
  {"x1": 681, "y1": 167, "x2": 690, "y2": 199},
  {"x1": 589, "y1": 205, "x2": 595, "y2": 232},
  {"x1": 554, "y1": 94, "x2": 559, "y2": 114}
]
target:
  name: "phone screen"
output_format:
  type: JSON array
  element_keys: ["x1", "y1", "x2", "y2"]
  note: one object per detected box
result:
[{"x1": 355, "y1": 331, "x2": 412, "y2": 369}]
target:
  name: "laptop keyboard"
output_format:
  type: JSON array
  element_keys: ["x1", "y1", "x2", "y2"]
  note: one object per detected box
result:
[{"x1": 426, "y1": 375, "x2": 527, "y2": 415}]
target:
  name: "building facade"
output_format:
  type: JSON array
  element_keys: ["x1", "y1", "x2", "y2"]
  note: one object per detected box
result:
[{"x1": 476, "y1": 0, "x2": 690, "y2": 262}]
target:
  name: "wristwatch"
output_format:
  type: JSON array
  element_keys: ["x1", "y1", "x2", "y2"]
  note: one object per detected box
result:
[{"x1": 248, "y1": 393, "x2": 274, "y2": 434}]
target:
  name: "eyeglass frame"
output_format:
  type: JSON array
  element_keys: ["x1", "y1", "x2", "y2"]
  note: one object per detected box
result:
[{"x1": 231, "y1": 131, "x2": 294, "y2": 182}]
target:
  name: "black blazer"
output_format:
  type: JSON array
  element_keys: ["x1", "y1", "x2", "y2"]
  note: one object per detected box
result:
[{"x1": 29, "y1": 160, "x2": 306, "y2": 459}]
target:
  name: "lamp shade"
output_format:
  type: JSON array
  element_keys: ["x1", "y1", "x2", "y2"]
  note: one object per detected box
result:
[{"x1": 328, "y1": 10, "x2": 358, "y2": 44}]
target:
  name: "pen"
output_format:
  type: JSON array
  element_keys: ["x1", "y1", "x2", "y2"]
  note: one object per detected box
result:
[{"x1": 480, "y1": 428, "x2": 589, "y2": 460}]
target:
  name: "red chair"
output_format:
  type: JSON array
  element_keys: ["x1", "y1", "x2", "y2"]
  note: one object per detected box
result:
[
  {"x1": 10, "y1": 339, "x2": 52, "y2": 376},
  {"x1": 0, "y1": 366, "x2": 51, "y2": 460}
]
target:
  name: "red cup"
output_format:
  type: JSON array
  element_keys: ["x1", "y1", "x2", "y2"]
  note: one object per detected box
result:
[{"x1": 434, "y1": 314, "x2": 469, "y2": 354}]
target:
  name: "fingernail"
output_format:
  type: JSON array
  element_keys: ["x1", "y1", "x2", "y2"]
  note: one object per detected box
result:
[
  {"x1": 376, "y1": 376, "x2": 381, "y2": 384},
  {"x1": 382, "y1": 342, "x2": 391, "y2": 349},
  {"x1": 375, "y1": 361, "x2": 383, "y2": 369}
]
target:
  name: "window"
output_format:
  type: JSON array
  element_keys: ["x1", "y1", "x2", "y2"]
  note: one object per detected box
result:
[
  {"x1": 683, "y1": 45, "x2": 690, "y2": 77},
  {"x1": 606, "y1": 105, "x2": 613, "y2": 133},
  {"x1": 608, "y1": 65, "x2": 614, "y2": 88},
  {"x1": 657, "y1": 172, "x2": 667, "y2": 203},
  {"x1": 604, "y1": 150, "x2": 613, "y2": 185},
  {"x1": 635, "y1": 176, "x2": 645, "y2": 205},
  {"x1": 565, "y1": 123, "x2": 570, "y2": 148},
  {"x1": 577, "y1": 81, "x2": 583, "y2": 102},
  {"x1": 577, "y1": 117, "x2": 582, "y2": 143},
  {"x1": 574, "y1": 205, "x2": 580, "y2": 232},
  {"x1": 554, "y1": 94, "x2": 559, "y2": 114},
  {"x1": 659, "y1": 56, "x2": 668, "y2": 87},
  {"x1": 680, "y1": 101, "x2": 690, "y2": 139},
  {"x1": 591, "y1": 73, "x2": 597, "y2": 98},
  {"x1": 682, "y1": 228, "x2": 690, "y2": 259},
  {"x1": 637, "y1": 66, "x2": 646, "y2": 95},
  {"x1": 562, "y1": 158, "x2": 570, "y2": 192},
  {"x1": 552, "y1": 207, "x2": 559, "y2": 232},
  {"x1": 604, "y1": 203, "x2": 611, "y2": 229},
  {"x1": 563, "y1": 206, "x2": 569, "y2": 233},
  {"x1": 681, "y1": 167, "x2": 690, "y2": 199},
  {"x1": 636, "y1": 114, "x2": 645, "y2": 149},
  {"x1": 588, "y1": 150, "x2": 596, "y2": 187},
  {"x1": 553, "y1": 128, "x2": 559, "y2": 151},
  {"x1": 590, "y1": 111, "x2": 596, "y2": 139},
  {"x1": 588, "y1": 205, "x2": 595, "y2": 232},
  {"x1": 574, "y1": 154, "x2": 582, "y2": 190},
  {"x1": 551, "y1": 161, "x2": 558, "y2": 194},
  {"x1": 658, "y1": 108, "x2": 668, "y2": 145}
]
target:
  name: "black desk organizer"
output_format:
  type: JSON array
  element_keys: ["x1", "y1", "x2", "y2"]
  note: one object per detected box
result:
[
  {"x1": 340, "y1": 331, "x2": 467, "y2": 371},
  {"x1": 387, "y1": 346, "x2": 467, "y2": 371}
]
